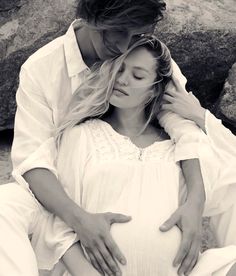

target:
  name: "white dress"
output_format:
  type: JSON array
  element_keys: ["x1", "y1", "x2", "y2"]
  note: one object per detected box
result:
[{"x1": 33, "y1": 118, "x2": 236, "y2": 275}]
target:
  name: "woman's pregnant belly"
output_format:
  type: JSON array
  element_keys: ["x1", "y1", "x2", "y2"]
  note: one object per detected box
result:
[
  {"x1": 110, "y1": 212, "x2": 181, "y2": 276},
  {"x1": 82, "y1": 163, "x2": 182, "y2": 275}
]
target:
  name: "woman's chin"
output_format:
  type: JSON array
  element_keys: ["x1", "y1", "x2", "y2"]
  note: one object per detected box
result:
[{"x1": 109, "y1": 97, "x2": 127, "y2": 109}]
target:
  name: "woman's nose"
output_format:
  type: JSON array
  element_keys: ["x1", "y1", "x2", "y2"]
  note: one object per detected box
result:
[{"x1": 117, "y1": 72, "x2": 129, "y2": 86}]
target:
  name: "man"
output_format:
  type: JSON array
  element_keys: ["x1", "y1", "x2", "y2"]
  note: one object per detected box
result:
[{"x1": 0, "y1": 0, "x2": 211, "y2": 275}]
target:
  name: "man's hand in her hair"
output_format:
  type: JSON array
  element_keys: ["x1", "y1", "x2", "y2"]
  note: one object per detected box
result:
[{"x1": 162, "y1": 75, "x2": 206, "y2": 132}]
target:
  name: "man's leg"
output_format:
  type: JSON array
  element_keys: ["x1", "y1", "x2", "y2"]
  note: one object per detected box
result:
[{"x1": 0, "y1": 182, "x2": 40, "y2": 276}]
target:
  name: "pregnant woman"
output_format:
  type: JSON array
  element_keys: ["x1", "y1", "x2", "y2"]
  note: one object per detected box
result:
[{"x1": 33, "y1": 36, "x2": 236, "y2": 275}]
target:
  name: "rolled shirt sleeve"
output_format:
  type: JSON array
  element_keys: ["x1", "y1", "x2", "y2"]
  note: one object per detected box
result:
[
  {"x1": 11, "y1": 65, "x2": 58, "y2": 188},
  {"x1": 158, "y1": 59, "x2": 206, "y2": 162},
  {"x1": 31, "y1": 211, "x2": 78, "y2": 271},
  {"x1": 159, "y1": 60, "x2": 225, "y2": 208},
  {"x1": 31, "y1": 126, "x2": 89, "y2": 270},
  {"x1": 202, "y1": 111, "x2": 236, "y2": 216}
]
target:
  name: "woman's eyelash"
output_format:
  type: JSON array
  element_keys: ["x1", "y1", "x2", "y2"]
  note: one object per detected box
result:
[
  {"x1": 117, "y1": 67, "x2": 143, "y2": 80},
  {"x1": 134, "y1": 75, "x2": 143, "y2": 80}
]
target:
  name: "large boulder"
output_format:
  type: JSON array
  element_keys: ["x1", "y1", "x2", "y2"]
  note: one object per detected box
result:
[
  {"x1": 0, "y1": 0, "x2": 236, "y2": 130},
  {"x1": 214, "y1": 63, "x2": 236, "y2": 132},
  {"x1": 156, "y1": 0, "x2": 236, "y2": 117},
  {"x1": 0, "y1": 0, "x2": 76, "y2": 130}
]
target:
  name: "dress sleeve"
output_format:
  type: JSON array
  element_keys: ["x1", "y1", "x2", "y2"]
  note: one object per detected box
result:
[
  {"x1": 158, "y1": 59, "x2": 205, "y2": 162},
  {"x1": 31, "y1": 124, "x2": 90, "y2": 270},
  {"x1": 11, "y1": 65, "x2": 58, "y2": 188}
]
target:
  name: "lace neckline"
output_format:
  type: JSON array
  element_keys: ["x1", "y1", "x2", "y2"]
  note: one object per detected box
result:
[{"x1": 95, "y1": 119, "x2": 171, "y2": 150}]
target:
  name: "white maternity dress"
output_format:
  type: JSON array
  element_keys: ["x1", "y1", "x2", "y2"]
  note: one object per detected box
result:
[{"x1": 33, "y1": 118, "x2": 236, "y2": 275}]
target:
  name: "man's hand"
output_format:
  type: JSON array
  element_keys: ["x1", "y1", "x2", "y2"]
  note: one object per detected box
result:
[
  {"x1": 159, "y1": 202, "x2": 203, "y2": 276},
  {"x1": 70, "y1": 209, "x2": 131, "y2": 275},
  {"x1": 162, "y1": 75, "x2": 206, "y2": 132}
]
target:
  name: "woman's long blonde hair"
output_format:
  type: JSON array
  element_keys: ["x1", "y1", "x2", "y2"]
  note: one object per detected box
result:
[{"x1": 56, "y1": 36, "x2": 172, "y2": 146}]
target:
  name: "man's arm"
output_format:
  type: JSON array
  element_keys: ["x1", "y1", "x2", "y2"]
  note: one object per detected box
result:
[
  {"x1": 12, "y1": 66, "x2": 77, "y2": 222},
  {"x1": 160, "y1": 159, "x2": 205, "y2": 275},
  {"x1": 158, "y1": 60, "x2": 207, "y2": 275},
  {"x1": 11, "y1": 65, "x2": 128, "y2": 275}
]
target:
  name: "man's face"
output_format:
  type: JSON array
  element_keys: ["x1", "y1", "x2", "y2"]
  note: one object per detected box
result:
[{"x1": 91, "y1": 25, "x2": 155, "y2": 60}]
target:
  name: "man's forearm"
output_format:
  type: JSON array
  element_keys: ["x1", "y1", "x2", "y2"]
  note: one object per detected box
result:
[
  {"x1": 181, "y1": 159, "x2": 206, "y2": 209},
  {"x1": 190, "y1": 108, "x2": 206, "y2": 134},
  {"x1": 23, "y1": 168, "x2": 83, "y2": 226}
]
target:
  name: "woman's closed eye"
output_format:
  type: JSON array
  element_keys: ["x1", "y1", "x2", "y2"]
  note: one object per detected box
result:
[{"x1": 133, "y1": 74, "x2": 144, "y2": 80}]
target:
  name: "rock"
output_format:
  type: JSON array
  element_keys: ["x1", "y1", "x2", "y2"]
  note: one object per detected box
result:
[
  {"x1": 214, "y1": 63, "x2": 236, "y2": 131},
  {"x1": 0, "y1": 0, "x2": 76, "y2": 130},
  {"x1": 156, "y1": 0, "x2": 236, "y2": 118},
  {"x1": 0, "y1": 145, "x2": 13, "y2": 184},
  {"x1": 0, "y1": 0, "x2": 236, "y2": 130},
  {"x1": 0, "y1": 130, "x2": 13, "y2": 184}
]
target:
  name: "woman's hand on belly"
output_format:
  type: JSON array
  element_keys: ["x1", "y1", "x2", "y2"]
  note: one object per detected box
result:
[
  {"x1": 159, "y1": 201, "x2": 203, "y2": 276},
  {"x1": 74, "y1": 210, "x2": 132, "y2": 275}
]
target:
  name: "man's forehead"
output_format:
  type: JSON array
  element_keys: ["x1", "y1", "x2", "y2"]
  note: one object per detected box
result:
[{"x1": 108, "y1": 24, "x2": 154, "y2": 34}]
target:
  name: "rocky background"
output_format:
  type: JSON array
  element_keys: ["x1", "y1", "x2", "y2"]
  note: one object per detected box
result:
[
  {"x1": 0, "y1": 0, "x2": 236, "y2": 131},
  {"x1": 0, "y1": 0, "x2": 235, "y2": 260}
]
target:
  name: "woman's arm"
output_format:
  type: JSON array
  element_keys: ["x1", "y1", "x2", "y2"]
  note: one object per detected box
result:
[{"x1": 62, "y1": 243, "x2": 101, "y2": 276}]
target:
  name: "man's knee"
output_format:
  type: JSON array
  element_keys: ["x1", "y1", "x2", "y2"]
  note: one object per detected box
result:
[{"x1": 0, "y1": 182, "x2": 40, "y2": 234}]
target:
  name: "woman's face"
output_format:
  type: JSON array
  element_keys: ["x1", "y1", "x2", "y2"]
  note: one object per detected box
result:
[{"x1": 110, "y1": 46, "x2": 158, "y2": 109}]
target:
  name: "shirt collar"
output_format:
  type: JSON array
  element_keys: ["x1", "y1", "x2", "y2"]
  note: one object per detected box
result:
[{"x1": 64, "y1": 19, "x2": 89, "y2": 77}]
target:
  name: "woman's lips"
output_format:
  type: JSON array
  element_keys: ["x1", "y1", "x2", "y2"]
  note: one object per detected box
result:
[{"x1": 113, "y1": 87, "x2": 129, "y2": 96}]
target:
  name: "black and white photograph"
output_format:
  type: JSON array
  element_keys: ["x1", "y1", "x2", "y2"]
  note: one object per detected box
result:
[{"x1": 0, "y1": 0, "x2": 236, "y2": 275}]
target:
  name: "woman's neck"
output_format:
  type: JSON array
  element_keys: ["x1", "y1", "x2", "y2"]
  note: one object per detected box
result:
[{"x1": 106, "y1": 107, "x2": 148, "y2": 137}]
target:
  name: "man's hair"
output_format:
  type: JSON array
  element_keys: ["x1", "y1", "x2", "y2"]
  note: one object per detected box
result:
[{"x1": 76, "y1": 0, "x2": 166, "y2": 30}]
